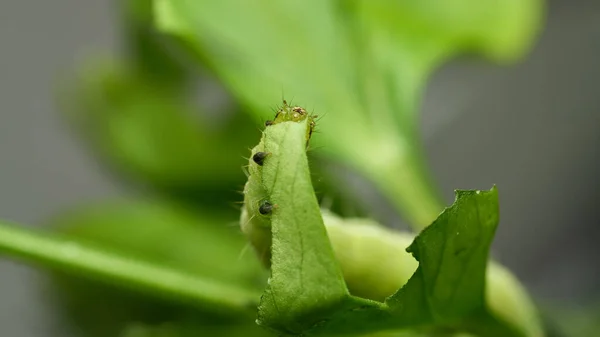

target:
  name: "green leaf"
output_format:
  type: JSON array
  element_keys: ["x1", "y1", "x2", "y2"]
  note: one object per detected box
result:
[
  {"x1": 50, "y1": 199, "x2": 265, "y2": 288},
  {"x1": 59, "y1": 0, "x2": 258, "y2": 197},
  {"x1": 0, "y1": 220, "x2": 261, "y2": 312},
  {"x1": 60, "y1": 64, "x2": 256, "y2": 194},
  {"x1": 388, "y1": 188, "x2": 499, "y2": 323},
  {"x1": 0, "y1": 203, "x2": 269, "y2": 336},
  {"x1": 43, "y1": 200, "x2": 265, "y2": 336},
  {"x1": 303, "y1": 188, "x2": 528, "y2": 337},
  {"x1": 154, "y1": 0, "x2": 544, "y2": 229},
  {"x1": 121, "y1": 0, "x2": 191, "y2": 86},
  {"x1": 119, "y1": 320, "x2": 269, "y2": 337}
]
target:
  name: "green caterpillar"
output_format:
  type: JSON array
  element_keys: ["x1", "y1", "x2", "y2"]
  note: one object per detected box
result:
[
  {"x1": 240, "y1": 101, "x2": 420, "y2": 301},
  {"x1": 239, "y1": 101, "x2": 317, "y2": 267}
]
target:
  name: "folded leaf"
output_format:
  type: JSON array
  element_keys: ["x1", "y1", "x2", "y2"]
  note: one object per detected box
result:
[{"x1": 240, "y1": 110, "x2": 542, "y2": 336}]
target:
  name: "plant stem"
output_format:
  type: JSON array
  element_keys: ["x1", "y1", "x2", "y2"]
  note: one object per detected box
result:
[
  {"x1": 373, "y1": 152, "x2": 444, "y2": 230},
  {"x1": 0, "y1": 222, "x2": 260, "y2": 314}
]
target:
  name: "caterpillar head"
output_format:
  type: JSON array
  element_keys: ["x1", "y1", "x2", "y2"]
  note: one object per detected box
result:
[{"x1": 268, "y1": 100, "x2": 316, "y2": 145}]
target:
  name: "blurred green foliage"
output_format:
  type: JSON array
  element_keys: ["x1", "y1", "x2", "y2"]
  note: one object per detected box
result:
[
  {"x1": 156, "y1": 0, "x2": 543, "y2": 228},
  {"x1": 57, "y1": 0, "x2": 542, "y2": 335},
  {"x1": 0, "y1": 0, "x2": 556, "y2": 336}
]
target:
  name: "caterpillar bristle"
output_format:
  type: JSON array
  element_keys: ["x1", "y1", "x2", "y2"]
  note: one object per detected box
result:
[
  {"x1": 320, "y1": 195, "x2": 334, "y2": 210},
  {"x1": 237, "y1": 243, "x2": 252, "y2": 261},
  {"x1": 242, "y1": 213, "x2": 257, "y2": 229},
  {"x1": 314, "y1": 111, "x2": 328, "y2": 122},
  {"x1": 241, "y1": 165, "x2": 250, "y2": 178},
  {"x1": 227, "y1": 202, "x2": 244, "y2": 213}
]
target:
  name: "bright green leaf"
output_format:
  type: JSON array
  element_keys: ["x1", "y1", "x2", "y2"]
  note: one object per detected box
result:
[
  {"x1": 119, "y1": 319, "x2": 269, "y2": 337},
  {"x1": 60, "y1": 64, "x2": 255, "y2": 193},
  {"x1": 0, "y1": 220, "x2": 261, "y2": 313},
  {"x1": 44, "y1": 200, "x2": 265, "y2": 336},
  {"x1": 59, "y1": 0, "x2": 258, "y2": 196},
  {"x1": 0, "y1": 202, "x2": 270, "y2": 336},
  {"x1": 387, "y1": 188, "x2": 499, "y2": 322},
  {"x1": 50, "y1": 199, "x2": 264, "y2": 288},
  {"x1": 121, "y1": 0, "x2": 191, "y2": 85}
]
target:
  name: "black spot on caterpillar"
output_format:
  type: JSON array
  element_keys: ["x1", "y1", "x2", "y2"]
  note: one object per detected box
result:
[
  {"x1": 252, "y1": 151, "x2": 270, "y2": 166},
  {"x1": 258, "y1": 200, "x2": 274, "y2": 215}
]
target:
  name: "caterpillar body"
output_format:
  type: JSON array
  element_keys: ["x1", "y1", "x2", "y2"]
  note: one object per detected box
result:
[
  {"x1": 240, "y1": 101, "x2": 416, "y2": 301},
  {"x1": 240, "y1": 101, "x2": 318, "y2": 269}
]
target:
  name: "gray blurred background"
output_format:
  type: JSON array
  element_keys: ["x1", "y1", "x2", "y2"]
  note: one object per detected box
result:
[{"x1": 1, "y1": 0, "x2": 599, "y2": 336}]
